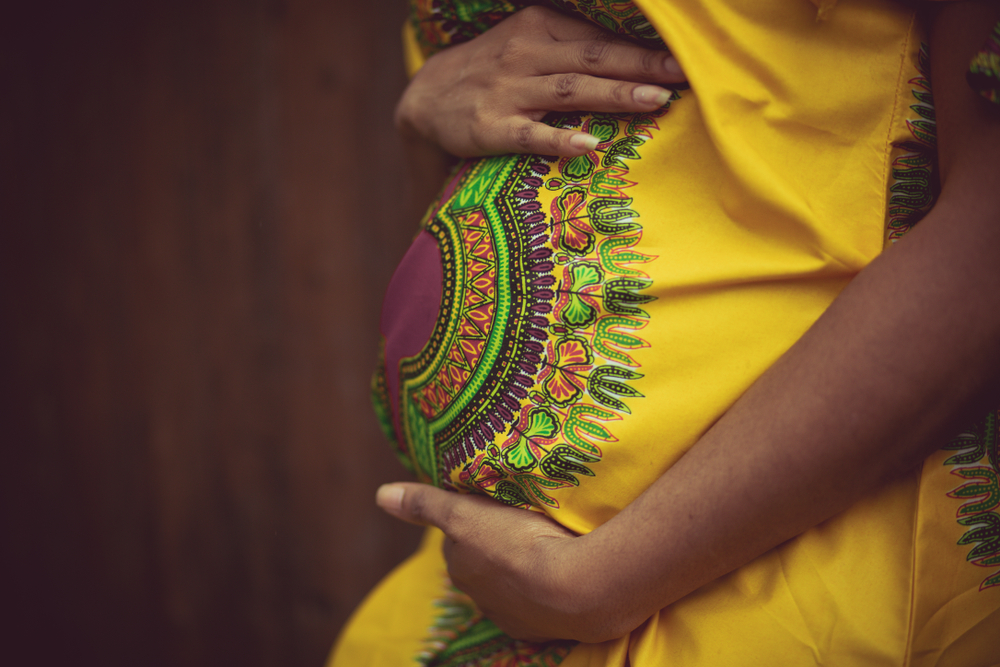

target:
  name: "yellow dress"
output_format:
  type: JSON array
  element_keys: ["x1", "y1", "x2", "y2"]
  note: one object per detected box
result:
[{"x1": 332, "y1": 1, "x2": 1000, "y2": 665}]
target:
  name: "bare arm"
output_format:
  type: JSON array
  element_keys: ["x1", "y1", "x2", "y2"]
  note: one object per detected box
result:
[{"x1": 378, "y1": 1, "x2": 1000, "y2": 643}]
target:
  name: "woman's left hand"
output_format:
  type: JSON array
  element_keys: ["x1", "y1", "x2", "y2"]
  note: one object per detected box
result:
[
  {"x1": 395, "y1": 5, "x2": 685, "y2": 158},
  {"x1": 376, "y1": 482, "x2": 626, "y2": 642}
]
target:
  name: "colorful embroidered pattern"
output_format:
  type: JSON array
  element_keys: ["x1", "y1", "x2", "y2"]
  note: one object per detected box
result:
[
  {"x1": 967, "y1": 20, "x2": 1000, "y2": 105},
  {"x1": 453, "y1": 108, "x2": 671, "y2": 507},
  {"x1": 392, "y1": 1, "x2": 674, "y2": 659},
  {"x1": 546, "y1": 0, "x2": 666, "y2": 49},
  {"x1": 387, "y1": 101, "x2": 676, "y2": 665},
  {"x1": 386, "y1": 103, "x2": 673, "y2": 511},
  {"x1": 942, "y1": 411, "x2": 1000, "y2": 591},
  {"x1": 409, "y1": 0, "x2": 527, "y2": 58},
  {"x1": 420, "y1": 583, "x2": 574, "y2": 667},
  {"x1": 409, "y1": 0, "x2": 667, "y2": 60},
  {"x1": 886, "y1": 43, "x2": 937, "y2": 243}
]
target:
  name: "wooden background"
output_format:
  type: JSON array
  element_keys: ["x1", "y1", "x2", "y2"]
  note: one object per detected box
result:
[{"x1": 1, "y1": 1, "x2": 425, "y2": 665}]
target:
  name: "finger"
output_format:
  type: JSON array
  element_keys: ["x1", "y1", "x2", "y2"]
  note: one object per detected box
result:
[
  {"x1": 483, "y1": 119, "x2": 600, "y2": 157},
  {"x1": 376, "y1": 482, "x2": 491, "y2": 534},
  {"x1": 535, "y1": 39, "x2": 685, "y2": 84},
  {"x1": 523, "y1": 73, "x2": 675, "y2": 114}
]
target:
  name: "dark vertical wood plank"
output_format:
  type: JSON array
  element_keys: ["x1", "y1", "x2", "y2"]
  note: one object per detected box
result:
[{"x1": 1, "y1": 1, "x2": 424, "y2": 665}]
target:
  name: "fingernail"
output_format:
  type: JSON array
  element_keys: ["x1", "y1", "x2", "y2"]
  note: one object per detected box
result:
[
  {"x1": 569, "y1": 133, "x2": 599, "y2": 151},
  {"x1": 633, "y1": 85, "x2": 671, "y2": 107},
  {"x1": 376, "y1": 484, "x2": 405, "y2": 512},
  {"x1": 663, "y1": 56, "x2": 684, "y2": 77}
]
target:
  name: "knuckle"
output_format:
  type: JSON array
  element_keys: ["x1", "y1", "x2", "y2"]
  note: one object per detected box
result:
[
  {"x1": 546, "y1": 132, "x2": 566, "y2": 155},
  {"x1": 607, "y1": 80, "x2": 631, "y2": 105},
  {"x1": 536, "y1": 129, "x2": 568, "y2": 156},
  {"x1": 496, "y1": 35, "x2": 528, "y2": 66},
  {"x1": 638, "y1": 48, "x2": 662, "y2": 77},
  {"x1": 405, "y1": 489, "x2": 429, "y2": 523},
  {"x1": 579, "y1": 40, "x2": 611, "y2": 69},
  {"x1": 513, "y1": 123, "x2": 536, "y2": 151},
  {"x1": 470, "y1": 103, "x2": 491, "y2": 131},
  {"x1": 552, "y1": 72, "x2": 582, "y2": 101}
]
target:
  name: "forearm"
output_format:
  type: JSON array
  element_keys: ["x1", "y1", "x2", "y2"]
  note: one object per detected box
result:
[
  {"x1": 376, "y1": 3, "x2": 1000, "y2": 645},
  {"x1": 573, "y1": 2, "x2": 1000, "y2": 640}
]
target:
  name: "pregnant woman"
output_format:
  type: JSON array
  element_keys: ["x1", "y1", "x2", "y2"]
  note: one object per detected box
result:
[{"x1": 333, "y1": 1, "x2": 1000, "y2": 665}]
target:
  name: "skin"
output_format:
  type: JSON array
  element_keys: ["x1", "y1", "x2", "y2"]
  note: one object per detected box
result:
[
  {"x1": 379, "y1": 1, "x2": 1000, "y2": 645},
  {"x1": 394, "y1": 5, "x2": 686, "y2": 159}
]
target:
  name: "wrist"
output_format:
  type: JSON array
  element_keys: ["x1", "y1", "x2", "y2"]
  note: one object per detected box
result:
[{"x1": 526, "y1": 531, "x2": 638, "y2": 642}]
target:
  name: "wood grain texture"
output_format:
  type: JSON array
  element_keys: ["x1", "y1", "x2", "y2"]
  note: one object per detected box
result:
[{"x1": 1, "y1": 1, "x2": 424, "y2": 665}]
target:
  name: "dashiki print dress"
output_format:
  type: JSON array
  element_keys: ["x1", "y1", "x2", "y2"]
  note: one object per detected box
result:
[{"x1": 331, "y1": 1, "x2": 1000, "y2": 665}]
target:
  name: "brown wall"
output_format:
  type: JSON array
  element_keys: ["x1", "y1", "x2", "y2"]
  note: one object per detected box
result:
[{"x1": 1, "y1": 1, "x2": 424, "y2": 665}]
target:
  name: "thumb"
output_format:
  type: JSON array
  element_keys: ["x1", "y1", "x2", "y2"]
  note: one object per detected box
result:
[{"x1": 376, "y1": 482, "x2": 465, "y2": 530}]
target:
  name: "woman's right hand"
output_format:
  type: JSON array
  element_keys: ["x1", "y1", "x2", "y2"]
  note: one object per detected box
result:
[{"x1": 395, "y1": 5, "x2": 686, "y2": 158}]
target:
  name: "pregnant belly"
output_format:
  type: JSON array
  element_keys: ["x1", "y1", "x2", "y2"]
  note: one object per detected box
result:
[
  {"x1": 374, "y1": 88, "x2": 878, "y2": 534},
  {"x1": 374, "y1": 109, "x2": 670, "y2": 514}
]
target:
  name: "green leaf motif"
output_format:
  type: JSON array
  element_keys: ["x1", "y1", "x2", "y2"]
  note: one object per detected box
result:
[
  {"x1": 539, "y1": 445, "x2": 599, "y2": 486},
  {"x1": 950, "y1": 467, "x2": 1000, "y2": 516},
  {"x1": 562, "y1": 154, "x2": 595, "y2": 181},
  {"x1": 588, "y1": 197, "x2": 639, "y2": 235},
  {"x1": 589, "y1": 168, "x2": 632, "y2": 198},
  {"x1": 906, "y1": 119, "x2": 936, "y2": 146},
  {"x1": 912, "y1": 89, "x2": 933, "y2": 106},
  {"x1": 594, "y1": 316, "x2": 647, "y2": 366},
  {"x1": 529, "y1": 476, "x2": 565, "y2": 489},
  {"x1": 569, "y1": 261, "x2": 603, "y2": 289},
  {"x1": 604, "y1": 277, "x2": 656, "y2": 317},
  {"x1": 626, "y1": 113, "x2": 659, "y2": 138},
  {"x1": 564, "y1": 404, "x2": 618, "y2": 456},
  {"x1": 559, "y1": 262, "x2": 604, "y2": 329},
  {"x1": 560, "y1": 295, "x2": 596, "y2": 329},
  {"x1": 597, "y1": 235, "x2": 653, "y2": 277},
  {"x1": 622, "y1": 15, "x2": 664, "y2": 46},
  {"x1": 493, "y1": 480, "x2": 532, "y2": 507},
  {"x1": 502, "y1": 439, "x2": 538, "y2": 472},
  {"x1": 593, "y1": 11, "x2": 618, "y2": 33},
  {"x1": 588, "y1": 118, "x2": 619, "y2": 144},
  {"x1": 524, "y1": 407, "x2": 560, "y2": 439},
  {"x1": 517, "y1": 475, "x2": 559, "y2": 507},
  {"x1": 587, "y1": 365, "x2": 644, "y2": 413},
  {"x1": 602, "y1": 136, "x2": 644, "y2": 168},
  {"x1": 983, "y1": 570, "x2": 1000, "y2": 590},
  {"x1": 957, "y1": 512, "x2": 1000, "y2": 563},
  {"x1": 910, "y1": 103, "x2": 935, "y2": 122},
  {"x1": 943, "y1": 411, "x2": 997, "y2": 467},
  {"x1": 501, "y1": 408, "x2": 560, "y2": 472}
]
